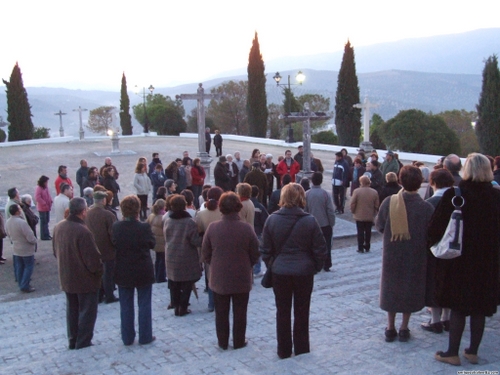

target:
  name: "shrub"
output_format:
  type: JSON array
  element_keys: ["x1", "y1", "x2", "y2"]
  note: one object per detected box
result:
[
  {"x1": 312, "y1": 130, "x2": 338, "y2": 145},
  {"x1": 33, "y1": 127, "x2": 50, "y2": 139},
  {"x1": 0, "y1": 128, "x2": 6, "y2": 142}
]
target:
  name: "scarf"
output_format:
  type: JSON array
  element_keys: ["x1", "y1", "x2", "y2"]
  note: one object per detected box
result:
[{"x1": 389, "y1": 189, "x2": 410, "y2": 241}]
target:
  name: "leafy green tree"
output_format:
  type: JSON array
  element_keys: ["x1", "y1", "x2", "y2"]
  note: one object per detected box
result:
[
  {"x1": 247, "y1": 32, "x2": 268, "y2": 137},
  {"x1": 87, "y1": 106, "x2": 116, "y2": 134},
  {"x1": 119, "y1": 72, "x2": 133, "y2": 135},
  {"x1": 312, "y1": 130, "x2": 337, "y2": 145},
  {"x1": 267, "y1": 103, "x2": 283, "y2": 139},
  {"x1": 283, "y1": 87, "x2": 301, "y2": 114},
  {"x1": 297, "y1": 94, "x2": 330, "y2": 112},
  {"x1": 335, "y1": 41, "x2": 361, "y2": 146},
  {"x1": 133, "y1": 94, "x2": 186, "y2": 135},
  {"x1": 475, "y1": 55, "x2": 500, "y2": 156},
  {"x1": 0, "y1": 128, "x2": 6, "y2": 142},
  {"x1": 369, "y1": 113, "x2": 386, "y2": 149},
  {"x1": 207, "y1": 80, "x2": 248, "y2": 135},
  {"x1": 380, "y1": 109, "x2": 460, "y2": 155},
  {"x1": 2, "y1": 62, "x2": 34, "y2": 141},
  {"x1": 33, "y1": 127, "x2": 50, "y2": 139},
  {"x1": 436, "y1": 109, "x2": 478, "y2": 157},
  {"x1": 187, "y1": 108, "x2": 215, "y2": 133}
]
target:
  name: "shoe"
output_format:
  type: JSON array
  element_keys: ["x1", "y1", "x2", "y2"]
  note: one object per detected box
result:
[
  {"x1": 357, "y1": 249, "x2": 364, "y2": 253},
  {"x1": 463, "y1": 348, "x2": 479, "y2": 364},
  {"x1": 139, "y1": 336, "x2": 156, "y2": 345},
  {"x1": 278, "y1": 352, "x2": 292, "y2": 359},
  {"x1": 179, "y1": 308, "x2": 191, "y2": 317},
  {"x1": 335, "y1": 209, "x2": 341, "y2": 214},
  {"x1": 218, "y1": 343, "x2": 228, "y2": 350},
  {"x1": 385, "y1": 328, "x2": 398, "y2": 342},
  {"x1": 421, "y1": 320, "x2": 443, "y2": 333},
  {"x1": 398, "y1": 328, "x2": 410, "y2": 342},
  {"x1": 207, "y1": 307, "x2": 214, "y2": 313},
  {"x1": 253, "y1": 271, "x2": 264, "y2": 278},
  {"x1": 0, "y1": 256, "x2": 6, "y2": 261},
  {"x1": 167, "y1": 303, "x2": 174, "y2": 310},
  {"x1": 234, "y1": 340, "x2": 248, "y2": 350},
  {"x1": 174, "y1": 307, "x2": 180, "y2": 316},
  {"x1": 104, "y1": 297, "x2": 119, "y2": 304},
  {"x1": 21, "y1": 287, "x2": 36, "y2": 293},
  {"x1": 0, "y1": 260, "x2": 5, "y2": 265},
  {"x1": 323, "y1": 268, "x2": 331, "y2": 272},
  {"x1": 441, "y1": 320, "x2": 450, "y2": 332},
  {"x1": 435, "y1": 351, "x2": 461, "y2": 366}
]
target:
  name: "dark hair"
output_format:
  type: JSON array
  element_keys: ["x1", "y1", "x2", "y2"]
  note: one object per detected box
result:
[
  {"x1": 399, "y1": 165, "x2": 423, "y2": 192},
  {"x1": 152, "y1": 152, "x2": 159, "y2": 158},
  {"x1": 60, "y1": 184, "x2": 71, "y2": 194},
  {"x1": 155, "y1": 163, "x2": 163, "y2": 171},
  {"x1": 180, "y1": 189, "x2": 194, "y2": 206},
  {"x1": 206, "y1": 186, "x2": 223, "y2": 211},
  {"x1": 58, "y1": 165, "x2": 66, "y2": 174},
  {"x1": 169, "y1": 194, "x2": 187, "y2": 213},
  {"x1": 37, "y1": 175, "x2": 50, "y2": 188},
  {"x1": 182, "y1": 157, "x2": 191, "y2": 166},
  {"x1": 282, "y1": 174, "x2": 292, "y2": 186},
  {"x1": 429, "y1": 169, "x2": 455, "y2": 189},
  {"x1": 353, "y1": 157, "x2": 362, "y2": 165},
  {"x1": 120, "y1": 195, "x2": 140, "y2": 219},
  {"x1": 135, "y1": 162, "x2": 146, "y2": 174},
  {"x1": 7, "y1": 187, "x2": 17, "y2": 199},
  {"x1": 371, "y1": 160, "x2": 379, "y2": 168},
  {"x1": 311, "y1": 172, "x2": 323, "y2": 186},
  {"x1": 9, "y1": 203, "x2": 20, "y2": 216},
  {"x1": 69, "y1": 197, "x2": 87, "y2": 216},
  {"x1": 251, "y1": 149, "x2": 260, "y2": 159},
  {"x1": 251, "y1": 185, "x2": 259, "y2": 198},
  {"x1": 300, "y1": 177, "x2": 310, "y2": 191},
  {"x1": 495, "y1": 156, "x2": 500, "y2": 170},
  {"x1": 219, "y1": 192, "x2": 243, "y2": 215},
  {"x1": 156, "y1": 186, "x2": 167, "y2": 200}
]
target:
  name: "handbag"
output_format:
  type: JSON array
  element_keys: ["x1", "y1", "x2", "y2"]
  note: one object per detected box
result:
[
  {"x1": 430, "y1": 188, "x2": 464, "y2": 259},
  {"x1": 261, "y1": 216, "x2": 304, "y2": 288}
]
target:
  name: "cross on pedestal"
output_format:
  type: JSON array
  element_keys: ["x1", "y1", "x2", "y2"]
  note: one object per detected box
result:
[
  {"x1": 353, "y1": 97, "x2": 378, "y2": 152},
  {"x1": 176, "y1": 83, "x2": 222, "y2": 182},
  {"x1": 72, "y1": 106, "x2": 88, "y2": 140},
  {"x1": 54, "y1": 110, "x2": 67, "y2": 137}
]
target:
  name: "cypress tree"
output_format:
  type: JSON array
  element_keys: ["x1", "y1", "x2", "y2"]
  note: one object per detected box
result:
[
  {"x1": 475, "y1": 55, "x2": 500, "y2": 156},
  {"x1": 247, "y1": 31, "x2": 268, "y2": 137},
  {"x1": 119, "y1": 72, "x2": 133, "y2": 135},
  {"x1": 334, "y1": 41, "x2": 361, "y2": 146},
  {"x1": 2, "y1": 62, "x2": 34, "y2": 141}
]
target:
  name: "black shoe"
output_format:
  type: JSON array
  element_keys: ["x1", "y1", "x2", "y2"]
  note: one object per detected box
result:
[
  {"x1": 357, "y1": 249, "x2": 364, "y2": 253},
  {"x1": 105, "y1": 297, "x2": 119, "y2": 304},
  {"x1": 441, "y1": 320, "x2": 450, "y2": 332},
  {"x1": 179, "y1": 308, "x2": 191, "y2": 317},
  {"x1": 398, "y1": 328, "x2": 410, "y2": 342},
  {"x1": 234, "y1": 340, "x2": 248, "y2": 350},
  {"x1": 218, "y1": 343, "x2": 228, "y2": 350},
  {"x1": 0, "y1": 256, "x2": 6, "y2": 261},
  {"x1": 21, "y1": 287, "x2": 36, "y2": 293},
  {"x1": 385, "y1": 328, "x2": 398, "y2": 342},
  {"x1": 421, "y1": 320, "x2": 443, "y2": 333}
]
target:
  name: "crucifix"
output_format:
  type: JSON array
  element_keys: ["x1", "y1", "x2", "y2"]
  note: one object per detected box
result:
[
  {"x1": 72, "y1": 106, "x2": 88, "y2": 140},
  {"x1": 54, "y1": 110, "x2": 67, "y2": 137},
  {"x1": 176, "y1": 83, "x2": 222, "y2": 181},
  {"x1": 353, "y1": 97, "x2": 379, "y2": 152}
]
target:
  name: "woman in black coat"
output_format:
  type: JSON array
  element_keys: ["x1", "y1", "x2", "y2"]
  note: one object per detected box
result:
[
  {"x1": 102, "y1": 167, "x2": 120, "y2": 209},
  {"x1": 430, "y1": 153, "x2": 500, "y2": 366},
  {"x1": 112, "y1": 195, "x2": 156, "y2": 346},
  {"x1": 260, "y1": 183, "x2": 326, "y2": 359}
]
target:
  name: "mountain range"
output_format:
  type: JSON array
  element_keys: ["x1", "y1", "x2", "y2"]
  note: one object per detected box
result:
[{"x1": 1, "y1": 28, "x2": 498, "y2": 137}]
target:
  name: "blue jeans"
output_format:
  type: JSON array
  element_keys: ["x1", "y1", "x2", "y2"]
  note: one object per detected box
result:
[
  {"x1": 118, "y1": 284, "x2": 153, "y2": 345},
  {"x1": 154, "y1": 252, "x2": 166, "y2": 283},
  {"x1": 13, "y1": 255, "x2": 35, "y2": 291},
  {"x1": 253, "y1": 256, "x2": 262, "y2": 275},
  {"x1": 66, "y1": 291, "x2": 99, "y2": 349},
  {"x1": 39, "y1": 211, "x2": 51, "y2": 240}
]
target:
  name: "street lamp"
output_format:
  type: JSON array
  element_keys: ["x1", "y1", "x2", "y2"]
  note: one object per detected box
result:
[
  {"x1": 273, "y1": 71, "x2": 305, "y2": 143},
  {"x1": 135, "y1": 84, "x2": 155, "y2": 133}
]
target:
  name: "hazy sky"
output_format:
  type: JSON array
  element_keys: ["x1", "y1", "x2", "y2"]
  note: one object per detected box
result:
[{"x1": 2, "y1": 0, "x2": 499, "y2": 91}]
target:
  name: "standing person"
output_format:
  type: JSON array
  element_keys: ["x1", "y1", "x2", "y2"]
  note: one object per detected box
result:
[
  {"x1": 53, "y1": 197, "x2": 102, "y2": 349},
  {"x1": 0, "y1": 212, "x2": 6, "y2": 265},
  {"x1": 54, "y1": 184, "x2": 73, "y2": 224},
  {"x1": 182, "y1": 157, "x2": 193, "y2": 191},
  {"x1": 226, "y1": 154, "x2": 239, "y2": 191},
  {"x1": 233, "y1": 151, "x2": 244, "y2": 172},
  {"x1": 305, "y1": 172, "x2": 336, "y2": 271},
  {"x1": 311, "y1": 153, "x2": 324, "y2": 173},
  {"x1": 236, "y1": 183, "x2": 255, "y2": 226},
  {"x1": 205, "y1": 127, "x2": 212, "y2": 154},
  {"x1": 380, "y1": 151, "x2": 400, "y2": 183},
  {"x1": 133, "y1": 162, "x2": 152, "y2": 221},
  {"x1": 191, "y1": 158, "x2": 206, "y2": 209},
  {"x1": 76, "y1": 159, "x2": 89, "y2": 197},
  {"x1": 100, "y1": 157, "x2": 120, "y2": 182},
  {"x1": 147, "y1": 199, "x2": 167, "y2": 284},
  {"x1": 294, "y1": 145, "x2": 304, "y2": 170},
  {"x1": 244, "y1": 162, "x2": 268, "y2": 207},
  {"x1": 350, "y1": 158, "x2": 366, "y2": 195},
  {"x1": 379, "y1": 172, "x2": 402, "y2": 204},
  {"x1": 332, "y1": 151, "x2": 350, "y2": 214},
  {"x1": 276, "y1": 150, "x2": 300, "y2": 183},
  {"x1": 249, "y1": 149, "x2": 260, "y2": 165},
  {"x1": 239, "y1": 160, "x2": 251, "y2": 183},
  {"x1": 176, "y1": 158, "x2": 187, "y2": 193},
  {"x1": 112, "y1": 195, "x2": 156, "y2": 346},
  {"x1": 20, "y1": 194, "x2": 39, "y2": 238},
  {"x1": 6, "y1": 188, "x2": 26, "y2": 221},
  {"x1": 366, "y1": 160, "x2": 384, "y2": 194},
  {"x1": 214, "y1": 156, "x2": 232, "y2": 192},
  {"x1": 430, "y1": 153, "x2": 500, "y2": 366},
  {"x1": 214, "y1": 130, "x2": 223, "y2": 157},
  {"x1": 5, "y1": 204, "x2": 37, "y2": 292},
  {"x1": 443, "y1": 154, "x2": 462, "y2": 186},
  {"x1": 150, "y1": 164, "x2": 166, "y2": 203},
  {"x1": 350, "y1": 176, "x2": 379, "y2": 253},
  {"x1": 55, "y1": 165, "x2": 73, "y2": 195},
  {"x1": 85, "y1": 191, "x2": 119, "y2": 304},
  {"x1": 35, "y1": 175, "x2": 53, "y2": 240},
  {"x1": 82, "y1": 167, "x2": 99, "y2": 191},
  {"x1": 164, "y1": 195, "x2": 202, "y2": 317},
  {"x1": 102, "y1": 167, "x2": 120, "y2": 209},
  {"x1": 341, "y1": 148, "x2": 353, "y2": 167},
  {"x1": 148, "y1": 152, "x2": 162, "y2": 177},
  {"x1": 375, "y1": 166, "x2": 434, "y2": 343},
  {"x1": 202, "y1": 192, "x2": 260, "y2": 350},
  {"x1": 250, "y1": 185, "x2": 269, "y2": 277},
  {"x1": 261, "y1": 184, "x2": 327, "y2": 359}
]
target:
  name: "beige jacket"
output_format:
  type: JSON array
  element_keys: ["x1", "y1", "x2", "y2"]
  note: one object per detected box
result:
[{"x1": 350, "y1": 186, "x2": 380, "y2": 222}]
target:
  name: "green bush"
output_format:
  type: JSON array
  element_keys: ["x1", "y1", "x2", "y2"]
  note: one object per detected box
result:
[
  {"x1": 312, "y1": 130, "x2": 338, "y2": 145},
  {"x1": 0, "y1": 128, "x2": 6, "y2": 142},
  {"x1": 33, "y1": 127, "x2": 50, "y2": 139}
]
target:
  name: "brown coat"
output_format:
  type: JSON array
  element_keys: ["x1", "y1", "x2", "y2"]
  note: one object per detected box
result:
[
  {"x1": 350, "y1": 186, "x2": 380, "y2": 222},
  {"x1": 202, "y1": 213, "x2": 260, "y2": 295},
  {"x1": 85, "y1": 203, "x2": 117, "y2": 261},
  {"x1": 53, "y1": 215, "x2": 102, "y2": 294},
  {"x1": 147, "y1": 213, "x2": 165, "y2": 253}
]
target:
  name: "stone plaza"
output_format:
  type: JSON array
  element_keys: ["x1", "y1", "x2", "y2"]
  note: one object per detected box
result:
[{"x1": 0, "y1": 135, "x2": 499, "y2": 374}]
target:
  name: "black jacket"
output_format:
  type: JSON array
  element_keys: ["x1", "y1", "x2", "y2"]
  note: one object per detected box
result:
[{"x1": 214, "y1": 162, "x2": 231, "y2": 191}]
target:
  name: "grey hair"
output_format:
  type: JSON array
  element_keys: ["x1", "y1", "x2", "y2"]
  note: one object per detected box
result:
[
  {"x1": 83, "y1": 187, "x2": 94, "y2": 196},
  {"x1": 21, "y1": 194, "x2": 33, "y2": 204},
  {"x1": 69, "y1": 197, "x2": 87, "y2": 215}
]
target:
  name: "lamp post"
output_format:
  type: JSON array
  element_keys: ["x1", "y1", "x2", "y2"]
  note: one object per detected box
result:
[
  {"x1": 273, "y1": 71, "x2": 305, "y2": 143},
  {"x1": 135, "y1": 84, "x2": 154, "y2": 134}
]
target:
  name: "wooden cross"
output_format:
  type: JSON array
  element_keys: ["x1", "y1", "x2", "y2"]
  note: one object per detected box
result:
[{"x1": 54, "y1": 110, "x2": 67, "y2": 137}]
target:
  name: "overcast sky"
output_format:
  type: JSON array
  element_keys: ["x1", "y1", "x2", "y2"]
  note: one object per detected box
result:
[{"x1": 2, "y1": 0, "x2": 499, "y2": 91}]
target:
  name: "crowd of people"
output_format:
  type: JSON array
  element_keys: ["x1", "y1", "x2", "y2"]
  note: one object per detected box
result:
[{"x1": 1, "y1": 144, "x2": 499, "y2": 366}]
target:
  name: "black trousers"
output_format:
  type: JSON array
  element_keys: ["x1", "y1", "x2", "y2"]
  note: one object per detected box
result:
[
  {"x1": 215, "y1": 146, "x2": 222, "y2": 157},
  {"x1": 66, "y1": 291, "x2": 99, "y2": 349},
  {"x1": 213, "y1": 292, "x2": 249, "y2": 348},
  {"x1": 332, "y1": 186, "x2": 346, "y2": 211},
  {"x1": 273, "y1": 274, "x2": 314, "y2": 358},
  {"x1": 168, "y1": 279, "x2": 193, "y2": 310},
  {"x1": 355, "y1": 221, "x2": 373, "y2": 251},
  {"x1": 321, "y1": 226, "x2": 333, "y2": 270}
]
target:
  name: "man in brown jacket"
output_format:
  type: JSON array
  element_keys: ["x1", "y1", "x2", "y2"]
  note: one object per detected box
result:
[
  {"x1": 85, "y1": 191, "x2": 118, "y2": 304},
  {"x1": 53, "y1": 197, "x2": 102, "y2": 350},
  {"x1": 350, "y1": 176, "x2": 380, "y2": 253}
]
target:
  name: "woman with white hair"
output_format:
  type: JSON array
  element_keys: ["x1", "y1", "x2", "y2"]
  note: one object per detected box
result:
[{"x1": 21, "y1": 194, "x2": 38, "y2": 238}]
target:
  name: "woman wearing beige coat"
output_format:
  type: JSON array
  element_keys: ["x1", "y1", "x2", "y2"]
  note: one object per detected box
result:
[
  {"x1": 147, "y1": 199, "x2": 166, "y2": 283},
  {"x1": 350, "y1": 175, "x2": 380, "y2": 253}
]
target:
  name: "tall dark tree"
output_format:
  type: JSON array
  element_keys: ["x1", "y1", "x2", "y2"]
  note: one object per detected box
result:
[
  {"x1": 283, "y1": 87, "x2": 301, "y2": 114},
  {"x1": 2, "y1": 62, "x2": 34, "y2": 141},
  {"x1": 247, "y1": 31, "x2": 268, "y2": 137},
  {"x1": 475, "y1": 55, "x2": 500, "y2": 156},
  {"x1": 335, "y1": 41, "x2": 361, "y2": 146},
  {"x1": 119, "y1": 72, "x2": 133, "y2": 135}
]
